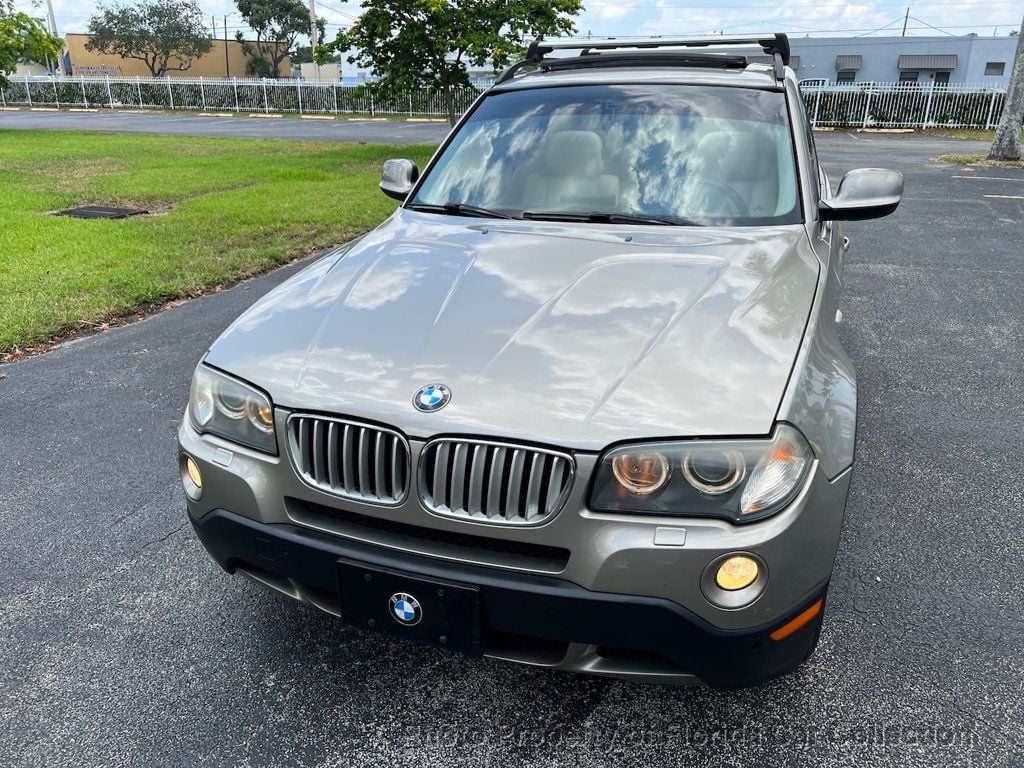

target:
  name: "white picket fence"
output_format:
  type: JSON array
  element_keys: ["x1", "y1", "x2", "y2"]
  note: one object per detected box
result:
[{"x1": 0, "y1": 75, "x2": 1013, "y2": 129}]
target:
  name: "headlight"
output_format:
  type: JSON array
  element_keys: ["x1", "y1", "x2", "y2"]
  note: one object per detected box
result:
[
  {"x1": 611, "y1": 451, "x2": 670, "y2": 495},
  {"x1": 590, "y1": 424, "x2": 813, "y2": 523},
  {"x1": 188, "y1": 365, "x2": 277, "y2": 454}
]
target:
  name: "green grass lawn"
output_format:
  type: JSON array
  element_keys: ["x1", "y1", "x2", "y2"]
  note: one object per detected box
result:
[
  {"x1": 0, "y1": 130, "x2": 436, "y2": 356},
  {"x1": 936, "y1": 153, "x2": 1024, "y2": 168},
  {"x1": 922, "y1": 128, "x2": 997, "y2": 141}
]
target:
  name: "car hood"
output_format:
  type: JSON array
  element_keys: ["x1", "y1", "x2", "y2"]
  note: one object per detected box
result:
[{"x1": 206, "y1": 209, "x2": 819, "y2": 450}]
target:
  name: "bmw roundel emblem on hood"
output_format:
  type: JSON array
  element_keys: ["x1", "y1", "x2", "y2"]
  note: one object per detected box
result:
[{"x1": 414, "y1": 384, "x2": 451, "y2": 413}]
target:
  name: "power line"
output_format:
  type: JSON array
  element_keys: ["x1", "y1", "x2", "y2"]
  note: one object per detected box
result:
[
  {"x1": 854, "y1": 15, "x2": 906, "y2": 37},
  {"x1": 908, "y1": 15, "x2": 958, "y2": 35}
]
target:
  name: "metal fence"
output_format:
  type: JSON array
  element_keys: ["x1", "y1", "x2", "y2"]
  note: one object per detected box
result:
[
  {"x1": 799, "y1": 82, "x2": 1008, "y2": 129},
  {"x1": 0, "y1": 75, "x2": 479, "y2": 117},
  {"x1": 0, "y1": 75, "x2": 1012, "y2": 129}
]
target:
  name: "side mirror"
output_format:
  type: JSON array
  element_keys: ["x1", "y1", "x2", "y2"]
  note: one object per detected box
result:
[
  {"x1": 380, "y1": 159, "x2": 419, "y2": 201},
  {"x1": 819, "y1": 168, "x2": 903, "y2": 221}
]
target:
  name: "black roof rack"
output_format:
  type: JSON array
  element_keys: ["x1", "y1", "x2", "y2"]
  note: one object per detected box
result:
[
  {"x1": 496, "y1": 33, "x2": 790, "y2": 84},
  {"x1": 538, "y1": 51, "x2": 750, "y2": 74}
]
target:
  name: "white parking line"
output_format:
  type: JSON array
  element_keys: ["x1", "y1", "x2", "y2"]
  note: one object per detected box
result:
[
  {"x1": 952, "y1": 175, "x2": 1024, "y2": 182},
  {"x1": 983, "y1": 194, "x2": 1024, "y2": 200}
]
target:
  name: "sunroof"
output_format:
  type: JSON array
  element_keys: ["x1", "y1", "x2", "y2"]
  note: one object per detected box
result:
[{"x1": 55, "y1": 206, "x2": 148, "y2": 219}]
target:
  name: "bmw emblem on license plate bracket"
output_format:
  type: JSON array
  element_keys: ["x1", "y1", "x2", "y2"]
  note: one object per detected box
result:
[
  {"x1": 389, "y1": 592, "x2": 422, "y2": 626},
  {"x1": 413, "y1": 383, "x2": 451, "y2": 413}
]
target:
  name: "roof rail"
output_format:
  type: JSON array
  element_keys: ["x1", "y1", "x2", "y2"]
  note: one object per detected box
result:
[{"x1": 497, "y1": 33, "x2": 790, "y2": 84}]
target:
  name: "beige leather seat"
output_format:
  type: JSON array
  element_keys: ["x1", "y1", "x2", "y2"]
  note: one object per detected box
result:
[
  {"x1": 693, "y1": 129, "x2": 781, "y2": 217},
  {"x1": 523, "y1": 130, "x2": 620, "y2": 209}
]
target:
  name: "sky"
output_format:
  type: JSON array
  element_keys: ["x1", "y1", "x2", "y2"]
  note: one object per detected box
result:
[{"x1": 14, "y1": 0, "x2": 1024, "y2": 46}]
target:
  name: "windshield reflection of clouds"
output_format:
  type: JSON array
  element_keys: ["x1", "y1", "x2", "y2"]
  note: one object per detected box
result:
[{"x1": 415, "y1": 85, "x2": 799, "y2": 226}]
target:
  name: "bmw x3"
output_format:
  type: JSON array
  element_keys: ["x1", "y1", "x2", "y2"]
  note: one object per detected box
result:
[{"x1": 177, "y1": 34, "x2": 903, "y2": 688}]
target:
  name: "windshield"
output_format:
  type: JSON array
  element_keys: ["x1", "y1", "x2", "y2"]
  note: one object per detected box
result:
[{"x1": 410, "y1": 84, "x2": 801, "y2": 226}]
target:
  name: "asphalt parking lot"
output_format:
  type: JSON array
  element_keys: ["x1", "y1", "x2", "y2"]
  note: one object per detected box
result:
[{"x1": 1, "y1": 131, "x2": 1022, "y2": 767}]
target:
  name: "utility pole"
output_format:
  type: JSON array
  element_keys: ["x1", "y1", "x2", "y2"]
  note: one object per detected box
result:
[
  {"x1": 46, "y1": 0, "x2": 62, "y2": 74},
  {"x1": 902, "y1": 7, "x2": 910, "y2": 37},
  {"x1": 224, "y1": 16, "x2": 230, "y2": 78},
  {"x1": 308, "y1": 0, "x2": 320, "y2": 80},
  {"x1": 988, "y1": 15, "x2": 1024, "y2": 160}
]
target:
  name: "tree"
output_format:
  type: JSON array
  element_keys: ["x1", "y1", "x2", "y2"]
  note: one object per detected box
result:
[
  {"x1": 0, "y1": 0, "x2": 62, "y2": 88},
  {"x1": 318, "y1": 0, "x2": 583, "y2": 125},
  {"x1": 236, "y1": 0, "x2": 322, "y2": 78},
  {"x1": 86, "y1": 0, "x2": 212, "y2": 77},
  {"x1": 293, "y1": 44, "x2": 339, "y2": 64},
  {"x1": 989, "y1": 16, "x2": 1024, "y2": 161}
]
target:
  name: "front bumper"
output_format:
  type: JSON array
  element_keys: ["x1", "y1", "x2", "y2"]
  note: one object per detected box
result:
[
  {"x1": 179, "y1": 413, "x2": 850, "y2": 685},
  {"x1": 194, "y1": 508, "x2": 827, "y2": 688}
]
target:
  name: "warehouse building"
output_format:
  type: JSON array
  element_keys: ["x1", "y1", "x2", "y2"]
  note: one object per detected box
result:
[{"x1": 788, "y1": 35, "x2": 1019, "y2": 87}]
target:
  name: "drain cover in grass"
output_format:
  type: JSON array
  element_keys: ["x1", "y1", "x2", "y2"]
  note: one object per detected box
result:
[{"x1": 55, "y1": 205, "x2": 148, "y2": 219}]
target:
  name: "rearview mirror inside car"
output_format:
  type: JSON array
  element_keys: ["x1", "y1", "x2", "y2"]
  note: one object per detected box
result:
[
  {"x1": 819, "y1": 168, "x2": 904, "y2": 221},
  {"x1": 380, "y1": 159, "x2": 419, "y2": 201}
]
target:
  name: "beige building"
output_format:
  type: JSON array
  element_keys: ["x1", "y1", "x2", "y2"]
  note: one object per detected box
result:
[
  {"x1": 64, "y1": 33, "x2": 291, "y2": 78},
  {"x1": 14, "y1": 63, "x2": 50, "y2": 76},
  {"x1": 299, "y1": 62, "x2": 342, "y2": 81}
]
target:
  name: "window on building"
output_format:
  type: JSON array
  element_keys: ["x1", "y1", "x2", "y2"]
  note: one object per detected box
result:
[
  {"x1": 934, "y1": 71, "x2": 950, "y2": 86},
  {"x1": 899, "y1": 70, "x2": 919, "y2": 83},
  {"x1": 836, "y1": 70, "x2": 856, "y2": 84},
  {"x1": 985, "y1": 62, "x2": 1005, "y2": 76}
]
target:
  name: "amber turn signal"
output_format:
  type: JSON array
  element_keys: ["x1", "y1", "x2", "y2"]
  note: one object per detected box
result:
[{"x1": 770, "y1": 598, "x2": 823, "y2": 641}]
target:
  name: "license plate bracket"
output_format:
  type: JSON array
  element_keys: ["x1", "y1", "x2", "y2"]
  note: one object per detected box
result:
[{"x1": 337, "y1": 557, "x2": 481, "y2": 654}]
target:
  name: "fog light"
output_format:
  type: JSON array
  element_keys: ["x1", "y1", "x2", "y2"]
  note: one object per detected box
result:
[
  {"x1": 186, "y1": 457, "x2": 202, "y2": 488},
  {"x1": 181, "y1": 455, "x2": 203, "y2": 501},
  {"x1": 715, "y1": 555, "x2": 759, "y2": 591}
]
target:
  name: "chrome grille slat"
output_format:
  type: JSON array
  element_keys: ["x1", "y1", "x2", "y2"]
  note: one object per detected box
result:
[
  {"x1": 450, "y1": 443, "x2": 468, "y2": 512},
  {"x1": 486, "y1": 446, "x2": 506, "y2": 518},
  {"x1": 507, "y1": 450, "x2": 525, "y2": 518},
  {"x1": 545, "y1": 457, "x2": 566, "y2": 512},
  {"x1": 525, "y1": 453, "x2": 543, "y2": 518},
  {"x1": 420, "y1": 439, "x2": 574, "y2": 526},
  {"x1": 288, "y1": 415, "x2": 409, "y2": 505},
  {"x1": 374, "y1": 431, "x2": 385, "y2": 499},
  {"x1": 312, "y1": 420, "x2": 325, "y2": 483},
  {"x1": 342, "y1": 424, "x2": 353, "y2": 489},
  {"x1": 327, "y1": 422, "x2": 339, "y2": 489},
  {"x1": 432, "y1": 441, "x2": 450, "y2": 510},
  {"x1": 389, "y1": 436, "x2": 400, "y2": 499},
  {"x1": 467, "y1": 445, "x2": 486, "y2": 515},
  {"x1": 357, "y1": 428, "x2": 370, "y2": 497},
  {"x1": 298, "y1": 418, "x2": 311, "y2": 474}
]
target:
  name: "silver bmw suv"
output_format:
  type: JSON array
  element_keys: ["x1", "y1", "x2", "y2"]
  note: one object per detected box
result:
[{"x1": 177, "y1": 34, "x2": 903, "y2": 688}]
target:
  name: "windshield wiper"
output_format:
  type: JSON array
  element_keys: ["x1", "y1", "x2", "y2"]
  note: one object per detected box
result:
[
  {"x1": 407, "y1": 202, "x2": 516, "y2": 220},
  {"x1": 521, "y1": 211, "x2": 697, "y2": 226}
]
